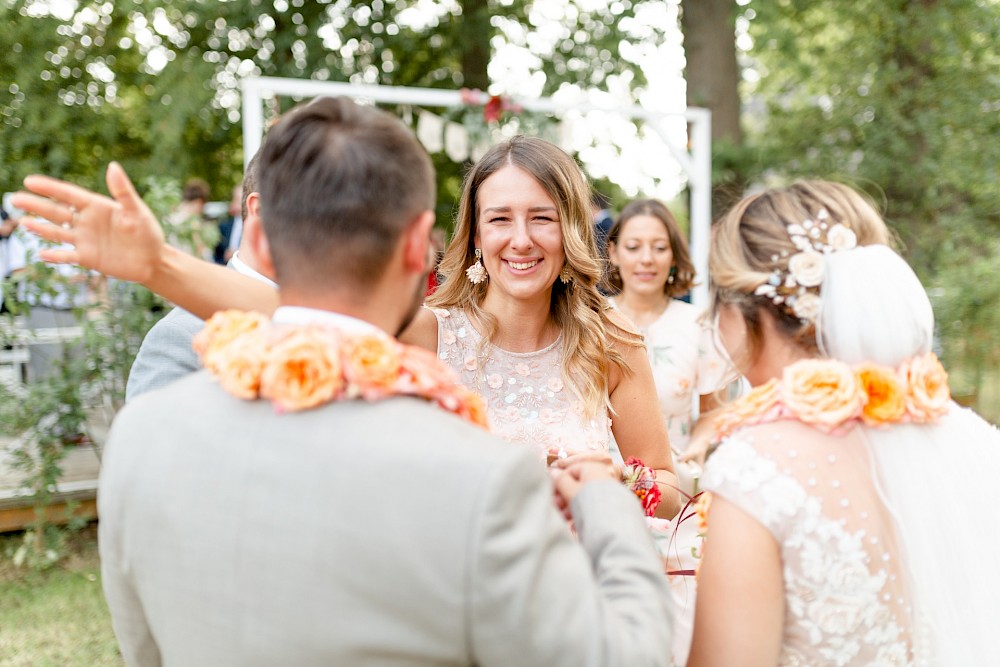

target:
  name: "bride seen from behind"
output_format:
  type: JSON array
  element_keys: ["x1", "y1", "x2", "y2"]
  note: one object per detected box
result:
[{"x1": 683, "y1": 181, "x2": 1000, "y2": 665}]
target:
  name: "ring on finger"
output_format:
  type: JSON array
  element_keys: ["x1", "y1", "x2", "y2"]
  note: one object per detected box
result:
[{"x1": 62, "y1": 206, "x2": 77, "y2": 230}]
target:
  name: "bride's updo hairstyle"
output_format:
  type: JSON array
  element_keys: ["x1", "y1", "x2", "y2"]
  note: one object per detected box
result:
[{"x1": 710, "y1": 180, "x2": 892, "y2": 363}]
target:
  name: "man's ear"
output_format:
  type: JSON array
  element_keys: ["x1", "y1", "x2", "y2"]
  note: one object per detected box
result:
[
  {"x1": 402, "y1": 210, "x2": 436, "y2": 274},
  {"x1": 245, "y1": 191, "x2": 261, "y2": 221},
  {"x1": 243, "y1": 196, "x2": 276, "y2": 280}
]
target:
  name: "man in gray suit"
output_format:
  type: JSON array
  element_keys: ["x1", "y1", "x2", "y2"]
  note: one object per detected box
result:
[
  {"x1": 124, "y1": 152, "x2": 275, "y2": 401},
  {"x1": 37, "y1": 98, "x2": 675, "y2": 666}
]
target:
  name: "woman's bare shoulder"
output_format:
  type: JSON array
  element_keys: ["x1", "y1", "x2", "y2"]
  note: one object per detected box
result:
[{"x1": 398, "y1": 306, "x2": 440, "y2": 352}]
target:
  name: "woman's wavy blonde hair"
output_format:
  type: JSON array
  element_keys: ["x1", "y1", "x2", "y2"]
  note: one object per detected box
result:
[
  {"x1": 428, "y1": 136, "x2": 642, "y2": 418},
  {"x1": 710, "y1": 180, "x2": 893, "y2": 362}
]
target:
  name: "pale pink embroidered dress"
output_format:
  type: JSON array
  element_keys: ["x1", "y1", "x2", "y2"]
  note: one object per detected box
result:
[{"x1": 432, "y1": 307, "x2": 614, "y2": 459}]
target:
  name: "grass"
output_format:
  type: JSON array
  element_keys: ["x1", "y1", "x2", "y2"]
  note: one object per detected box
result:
[{"x1": 0, "y1": 523, "x2": 123, "y2": 667}]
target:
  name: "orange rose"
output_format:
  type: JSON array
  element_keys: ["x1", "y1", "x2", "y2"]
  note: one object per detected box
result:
[
  {"x1": 342, "y1": 334, "x2": 403, "y2": 398},
  {"x1": 714, "y1": 379, "x2": 781, "y2": 440},
  {"x1": 782, "y1": 359, "x2": 863, "y2": 430},
  {"x1": 194, "y1": 310, "x2": 269, "y2": 372},
  {"x1": 212, "y1": 333, "x2": 267, "y2": 400},
  {"x1": 694, "y1": 492, "x2": 712, "y2": 536},
  {"x1": 398, "y1": 345, "x2": 459, "y2": 394},
  {"x1": 452, "y1": 386, "x2": 490, "y2": 428},
  {"x1": 855, "y1": 363, "x2": 906, "y2": 426},
  {"x1": 259, "y1": 329, "x2": 343, "y2": 412},
  {"x1": 902, "y1": 353, "x2": 950, "y2": 421}
]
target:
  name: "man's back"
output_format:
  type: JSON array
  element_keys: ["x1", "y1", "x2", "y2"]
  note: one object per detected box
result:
[{"x1": 100, "y1": 371, "x2": 673, "y2": 667}]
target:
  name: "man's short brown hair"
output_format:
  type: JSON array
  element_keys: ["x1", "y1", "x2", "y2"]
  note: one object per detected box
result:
[{"x1": 258, "y1": 97, "x2": 435, "y2": 289}]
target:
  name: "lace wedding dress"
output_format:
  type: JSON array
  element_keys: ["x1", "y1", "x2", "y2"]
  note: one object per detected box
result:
[
  {"x1": 700, "y1": 246, "x2": 1000, "y2": 664},
  {"x1": 702, "y1": 420, "x2": 915, "y2": 665}
]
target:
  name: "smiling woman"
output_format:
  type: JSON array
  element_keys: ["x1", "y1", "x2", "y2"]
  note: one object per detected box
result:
[{"x1": 402, "y1": 136, "x2": 681, "y2": 519}]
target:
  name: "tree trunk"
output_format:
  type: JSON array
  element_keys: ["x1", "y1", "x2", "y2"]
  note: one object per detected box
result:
[
  {"x1": 460, "y1": 0, "x2": 491, "y2": 90},
  {"x1": 680, "y1": 0, "x2": 741, "y2": 144},
  {"x1": 680, "y1": 0, "x2": 745, "y2": 217}
]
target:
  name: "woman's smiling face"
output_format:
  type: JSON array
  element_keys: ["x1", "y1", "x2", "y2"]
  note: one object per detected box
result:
[
  {"x1": 609, "y1": 214, "x2": 674, "y2": 298},
  {"x1": 474, "y1": 164, "x2": 565, "y2": 304}
]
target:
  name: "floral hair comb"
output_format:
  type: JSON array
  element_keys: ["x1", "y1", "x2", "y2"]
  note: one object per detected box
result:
[{"x1": 753, "y1": 208, "x2": 858, "y2": 322}]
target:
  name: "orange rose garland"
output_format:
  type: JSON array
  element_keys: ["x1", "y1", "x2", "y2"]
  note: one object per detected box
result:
[
  {"x1": 855, "y1": 363, "x2": 906, "y2": 426},
  {"x1": 193, "y1": 311, "x2": 488, "y2": 428},
  {"x1": 193, "y1": 309, "x2": 269, "y2": 374},
  {"x1": 260, "y1": 328, "x2": 344, "y2": 412},
  {"x1": 714, "y1": 353, "x2": 951, "y2": 443},
  {"x1": 782, "y1": 359, "x2": 864, "y2": 430},
  {"x1": 902, "y1": 353, "x2": 950, "y2": 421}
]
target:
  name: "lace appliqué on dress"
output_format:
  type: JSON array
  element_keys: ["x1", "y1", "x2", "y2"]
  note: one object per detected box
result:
[{"x1": 702, "y1": 437, "x2": 912, "y2": 666}]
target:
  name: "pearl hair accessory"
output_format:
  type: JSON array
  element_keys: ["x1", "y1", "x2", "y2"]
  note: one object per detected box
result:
[{"x1": 753, "y1": 209, "x2": 858, "y2": 323}]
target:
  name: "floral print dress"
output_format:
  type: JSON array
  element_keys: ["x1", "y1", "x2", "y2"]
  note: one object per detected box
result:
[{"x1": 432, "y1": 307, "x2": 614, "y2": 460}]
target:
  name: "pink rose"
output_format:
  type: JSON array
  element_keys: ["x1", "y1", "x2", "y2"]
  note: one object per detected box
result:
[
  {"x1": 547, "y1": 377, "x2": 563, "y2": 392},
  {"x1": 464, "y1": 356, "x2": 478, "y2": 371},
  {"x1": 487, "y1": 374, "x2": 504, "y2": 389},
  {"x1": 515, "y1": 362, "x2": 531, "y2": 377},
  {"x1": 398, "y1": 346, "x2": 458, "y2": 394},
  {"x1": 441, "y1": 328, "x2": 457, "y2": 345}
]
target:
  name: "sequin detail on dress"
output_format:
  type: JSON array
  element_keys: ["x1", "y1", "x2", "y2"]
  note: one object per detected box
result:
[{"x1": 433, "y1": 307, "x2": 613, "y2": 459}]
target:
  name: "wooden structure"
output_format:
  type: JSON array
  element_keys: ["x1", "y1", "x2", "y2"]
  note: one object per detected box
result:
[{"x1": 0, "y1": 319, "x2": 107, "y2": 532}]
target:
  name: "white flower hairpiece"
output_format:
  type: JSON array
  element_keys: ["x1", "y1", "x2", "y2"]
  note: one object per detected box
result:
[{"x1": 753, "y1": 208, "x2": 858, "y2": 323}]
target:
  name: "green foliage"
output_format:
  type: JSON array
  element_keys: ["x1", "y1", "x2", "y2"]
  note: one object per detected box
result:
[
  {"x1": 1, "y1": 0, "x2": 664, "y2": 205},
  {"x1": 932, "y1": 241, "x2": 1000, "y2": 408},
  {"x1": 743, "y1": 0, "x2": 1000, "y2": 273},
  {"x1": 0, "y1": 180, "x2": 176, "y2": 568}
]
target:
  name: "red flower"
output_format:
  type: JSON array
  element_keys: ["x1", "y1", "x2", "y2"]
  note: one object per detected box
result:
[{"x1": 483, "y1": 95, "x2": 504, "y2": 123}]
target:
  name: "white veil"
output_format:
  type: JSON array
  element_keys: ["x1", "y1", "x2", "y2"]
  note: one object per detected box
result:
[{"x1": 820, "y1": 245, "x2": 1000, "y2": 662}]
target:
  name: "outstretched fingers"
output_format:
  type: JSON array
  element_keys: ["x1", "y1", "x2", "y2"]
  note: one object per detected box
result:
[
  {"x1": 35, "y1": 247, "x2": 82, "y2": 265},
  {"x1": 19, "y1": 217, "x2": 75, "y2": 247},
  {"x1": 105, "y1": 161, "x2": 144, "y2": 213},
  {"x1": 20, "y1": 174, "x2": 110, "y2": 211}
]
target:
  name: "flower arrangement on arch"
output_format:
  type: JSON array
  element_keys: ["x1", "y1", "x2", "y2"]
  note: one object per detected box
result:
[{"x1": 192, "y1": 310, "x2": 488, "y2": 427}]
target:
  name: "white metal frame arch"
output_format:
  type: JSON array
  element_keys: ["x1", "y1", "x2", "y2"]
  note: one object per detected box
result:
[{"x1": 242, "y1": 77, "x2": 712, "y2": 306}]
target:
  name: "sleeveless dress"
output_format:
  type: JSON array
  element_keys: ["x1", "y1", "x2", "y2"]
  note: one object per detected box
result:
[
  {"x1": 432, "y1": 307, "x2": 614, "y2": 460},
  {"x1": 701, "y1": 420, "x2": 915, "y2": 665}
]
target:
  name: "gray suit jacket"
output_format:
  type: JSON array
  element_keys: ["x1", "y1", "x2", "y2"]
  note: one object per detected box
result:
[
  {"x1": 100, "y1": 371, "x2": 674, "y2": 667},
  {"x1": 125, "y1": 307, "x2": 204, "y2": 402}
]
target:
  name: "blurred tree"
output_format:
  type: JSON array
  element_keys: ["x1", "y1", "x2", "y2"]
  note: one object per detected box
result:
[
  {"x1": 744, "y1": 0, "x2": 1000, "y2": 275},
  {"x1": 2, "y1": 0, "x2": 665, "y2": 205}
]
